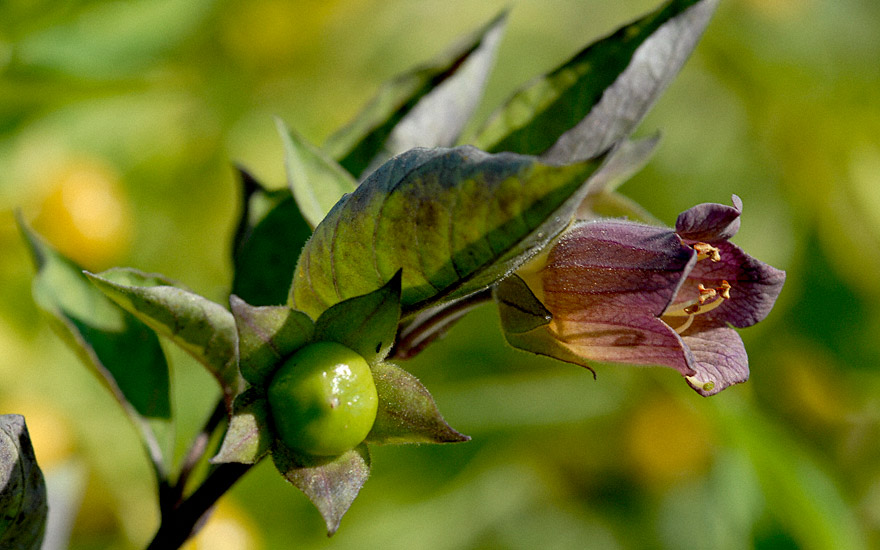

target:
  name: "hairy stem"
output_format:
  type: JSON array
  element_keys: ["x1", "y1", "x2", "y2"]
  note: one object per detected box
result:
[{"x1": 392, "y1": 288, "x2": 493, "y2": 359}]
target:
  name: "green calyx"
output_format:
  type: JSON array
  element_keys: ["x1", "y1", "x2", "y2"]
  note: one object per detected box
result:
[{"x1": 268, "y1": 342, "x2": 378, "y2": 457}]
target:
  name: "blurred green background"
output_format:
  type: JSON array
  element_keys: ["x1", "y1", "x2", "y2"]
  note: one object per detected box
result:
[{"x1": 2, "y1": 0, "x2": 880, "y2": 548}]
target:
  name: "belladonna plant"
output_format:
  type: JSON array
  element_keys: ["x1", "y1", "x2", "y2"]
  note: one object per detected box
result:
[
  {"x1": 505, "y1": 196, "x2": 785, "y2": 396},
  {"x1": 6, "y1": 0, "x2": 788, "y2": 547}
]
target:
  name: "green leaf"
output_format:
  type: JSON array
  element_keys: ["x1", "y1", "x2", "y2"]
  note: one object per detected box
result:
[
  {"x1": 277, "y1": 119, "x2": 358, "y2": 229},
  {"x1": 494, "y1": 274, "x2": 593, "y2": 372},
  {"x1": 470, "y1": 0, "x2": 718, "y2": 161},
  {"x1": 85, "y1": 268, "x2": 243, "y2": 406},
  {"x1": 0, "y1": 415, "x2": 47, "y2": 550},
  {"x1": 314, "y1": 271, "x2": 402, "y2": 364},
  {"x1": 325, "y1": 12, "x2": 508, "y2": 180},
  {"x1": 211, "y1": 388, "x2": 272, "y2": 465},
  {"x1": 366, "y1": 363, "x2": 469, "y2": 445},
  {"x1": 271, "y1": 443, "x2": 371, "y2": 536},
  {"x1": 494, "y1": 273, "x2": 552, "y2": 335},
  {"x1": 18, "y1": 218, "x2": 172, "y2": 427},
  {"x1": 290, "y1": 146, "x2": 605, "y2": 320},
  {"x1": 229, "y1": 295, "x2": 314, "y2": 388},
  {"x1": 231, "y1": 168, "x2": 313, "y2": 306}
]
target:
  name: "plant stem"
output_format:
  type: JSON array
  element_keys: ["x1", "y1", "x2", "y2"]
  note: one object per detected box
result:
[
  {"x1": 175, "y1": 400, "x2": 227, "y2": 496},
  {"x1": 392, "y1": 288, "x2": 493, "y2": 359},
  {"x1": 146, "y1": 462, "x2": 252, "y2": 550}
]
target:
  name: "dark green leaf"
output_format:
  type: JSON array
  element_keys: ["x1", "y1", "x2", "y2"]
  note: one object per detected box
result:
[
  {"x1": 290, "y1": 146, "x2": 605, "y2": 319},
  {"x1": 366, "y1": 363, "x2": 469, "y2": 445},
  {"x1": 325, "y1": 11, "x2": 508, "y2": 179},
  {"x1": 211, "y1": 388, "x2": 272, "y2": 465},
  {"x1": 0, "y1": 415, "x2": 47, "y2": 550},
  {"x1": 277, "y1": 119, "x2": 358, "y2": 229},
  {"x1": 85, "y1": 268, "x2": 243, "y2": 406},
  {"x1": 314, "y1": 271, "x2": 402, "y2": 364},
  {"x1": 471, "y1": 0, "x2": 718, "y2": 161},
  {"x1": 494, "y1": 273, "x2": 552, "y2": 335},
  {"x1": 271, "y1": 443, "x2": 370, "y2": 536},
  {"x1": 231, "y1": 168, "x2": 312, "y2": 306},
  {"x1": 229, "y1": 295, "x2": 314, "y2": 388},
  {"x1": 18, "y1": 219, "x2": 171, "y2": 421}
]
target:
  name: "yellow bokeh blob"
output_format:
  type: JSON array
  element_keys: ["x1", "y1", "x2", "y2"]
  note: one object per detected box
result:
[
  {"x1": 624, "y1": 396, "x2": 715, "y2": 486},
  {"x1": 32, "y1": 159, "x2": 132, "y2": 269},
  {"x1": 0, "y1": 397, "x2": 75, "y2": 469},
  {"x1": 182, "y1": 499, "x2": 262, "y2": 550},
  {"x1": 221, "y1": 0, "x2": 342, "y2": 66}
]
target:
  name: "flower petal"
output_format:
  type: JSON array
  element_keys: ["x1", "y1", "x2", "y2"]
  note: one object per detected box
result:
[
  {"x1": 675, "y1": 241, "x2": 786, "y2": 328},
  {"x1": 538, "y1": 219, "x2": 698, "y2": 375},
  {"x1": 675, "y1": 195, "x2": 742, "y2": 242},
  {"x1": 540, "y1": 219, "x2": 696, "y2": 314},
  {"x1": 681, "y1": 319, "x2": 749, "y2": 396},
  {"x1": 551, "y1": 308, "x2": 696, "y2": 375}
]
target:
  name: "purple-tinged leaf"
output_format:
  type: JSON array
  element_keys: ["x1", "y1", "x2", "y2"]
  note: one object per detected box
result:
[
  {"x1": 211, "y1": 388, "x2": 272, "y2": 464},
  {"x1": 290, "y1": 146, "x2": 605, "y2": 320},
  {"x1": 271, "y1": 443, "x2": 370, "y2": 536},
  {"x1": 366, "y1": 362, "x2": 469, "y2": 445}
]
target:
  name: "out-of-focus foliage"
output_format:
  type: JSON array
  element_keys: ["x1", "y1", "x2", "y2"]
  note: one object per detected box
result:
[{"x1": 1, "y1": 1, "x2": 879, "y2": 549}]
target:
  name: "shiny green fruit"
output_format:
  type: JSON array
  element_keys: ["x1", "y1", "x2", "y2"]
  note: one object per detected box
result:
[{"x1": 267, "y1": 341, "x2": 378, "y2": 457}]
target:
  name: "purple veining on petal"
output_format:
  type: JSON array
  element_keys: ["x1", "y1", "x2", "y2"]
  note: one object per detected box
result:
[
  {"x1": 675, "y1": 195, "x2": 742, "y2": 243},
  {"x1": 552, "y1": 306, "x2": 696, "y2": 376},
  {"x1": 542, "y1": 219, "x2": 696, "y2": 315},
  {"x1": 677, "y1": 241, "x2": 786, "y2": 328},
  {"x1": 680, "y1": 319, "x2": 749, "y2": 396},
  {"x1": 524, "y1": 196, "x2": 784, "y2": 397},
  {"x1": 539, "y1": 219, "x2": 698, "y2": 375}
]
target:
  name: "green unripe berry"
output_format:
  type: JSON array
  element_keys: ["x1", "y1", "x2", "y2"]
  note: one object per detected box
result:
[{"x1": 267, "y1": 341, "x2": 378, "y2": 457}]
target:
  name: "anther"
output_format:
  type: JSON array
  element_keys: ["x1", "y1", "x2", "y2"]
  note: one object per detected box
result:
[
  {"x1": 664, "y1": 281, "x2": 733, "y2": 335},
  {"x1": 692, "y1": 242, "x2": 721, "y2": 262}
]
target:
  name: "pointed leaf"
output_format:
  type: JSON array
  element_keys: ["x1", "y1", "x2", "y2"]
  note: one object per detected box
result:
[
  {"x1": 231, "y1": 168, "x2": 312, "y2": 306},
  {"x1": 494, "y1": 274, "x2": 594, "y2": 372},
  {"x1": 326, "y1": 11, "x2": 508, "y2": 179},
  {"x1": 85, "y1": 268, "x2": 243, "y2": 405},
  {"x1": 18, "y1": 219, "x2": 171, "y2": 435},
  {"x1": 0, "y1": 415, "x2": 47, "y2": 550},
  {"x1": 314, "y1": 271, "x2": 402, "y2": 364},
  {"x1": 290, "y1": 146, "x2": 605, "y2": 320},
  {"x1": 494, "y1": 273, "x2": 552, "y2": 335},
  {"x1": 471, "y1": 0, "x2": 718, "y2": 161},
  {"x1": 211, "y1": 388, "x2": 272, "y2": 464},
  {"x1": 277, "y1": 119, "x2": 358, "y2": 229},
  {"x1": 272, "y1": 443, "x2": 370, "y2": 535},
  {"x1": 230, "y1": 295, "x2": 314, "y2": 388},
  {"x1": 366, "y1": 363, "x2": 469, "y2": 445}
]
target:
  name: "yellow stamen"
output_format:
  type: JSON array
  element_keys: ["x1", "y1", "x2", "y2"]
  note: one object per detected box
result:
[
  {"x1": 663, "y1": 281, "x2": 732, "y2": 335},
  {"x1": 692, "y1": 242, "x2": 721, "y2": 262}
]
